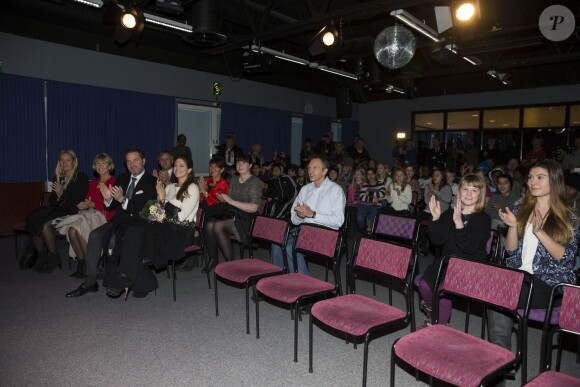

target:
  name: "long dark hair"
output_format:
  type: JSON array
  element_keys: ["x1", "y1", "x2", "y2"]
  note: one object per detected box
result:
[{"x1": 175, "y1": 156, "x2": 196, "y2": 202}]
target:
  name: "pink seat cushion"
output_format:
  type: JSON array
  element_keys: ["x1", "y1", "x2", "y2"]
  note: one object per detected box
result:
[
  {"x1": 14, "y1": 222, "x2": 27, "y2": 231},
  {"x1": 183, "y1": 245, "x2": 201, "y2": 253},
  {"x1": 525, "y1": 370, "x2": 580, "y2": 387},
  {"x1": 256, "y1": 273, "x2": 335, "y2": 304},
  {"x1": 395, "y1": 324, "x2": 515, "y2": 386},
  {"x1": 311, "y1": 294, "x2": 406, "y2": 336},
  {"x1": 215, "y1": 259, "x2": 283, "y2": 284}
]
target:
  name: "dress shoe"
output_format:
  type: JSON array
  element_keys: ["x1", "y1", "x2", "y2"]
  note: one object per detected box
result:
[{"x1": 65, "y1": 282, "x2": 98, "y2": 298}]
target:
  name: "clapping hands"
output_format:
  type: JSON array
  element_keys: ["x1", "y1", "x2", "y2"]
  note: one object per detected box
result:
[
  {"x1": 429, "y1": 195, "x2": 441, "y2": 221},
  {"x1": 498, "y1": 207, "x2": 517, "y2": 228}
]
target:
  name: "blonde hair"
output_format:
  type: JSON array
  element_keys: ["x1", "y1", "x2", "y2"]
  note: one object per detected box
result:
[
  {"x1": 516, "y1": 159, "x2": 575, "y2": 245},
  {"x1": 350, "y1": 168, "x2": 367, "y2": 189},
  {"x1": 459, "y1": 173, "x2": 486, "y2": 213},
  {"x1": 55, "y1": 150, "x2": 79, "y2": 189},
  {"x1": 93, "y1": 153, "x2": 115, "y2": 172}
]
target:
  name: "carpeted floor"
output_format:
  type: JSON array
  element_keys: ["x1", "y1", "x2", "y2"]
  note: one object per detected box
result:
[{"x1": 1, "y1": 235, "x2": 579, "y2": 386}]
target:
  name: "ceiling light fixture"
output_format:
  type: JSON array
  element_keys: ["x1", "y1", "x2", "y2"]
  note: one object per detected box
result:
[
  {"x1": 318, "y1": 66, "x2": 359, "y2": 80},
  {"x1": 321, "y1": 26, "x2": 339, "y2": 46},
  {"x1": 390, "y1": 9, "x2": 442, "y2": 43},
  {"x1": 385, "y1": 84, "x2": 405, "y2": 94},
  {"x1": 71, "y1": 0, "x2": 103, "y2": 8},
  {"x1": 250, "y1": 45, "x2": 309, "y2": 65},
  {"x1": 445, "y1": 44, "x2": 481, "y2": 65},
  {"x1": 455, "y1": 1, "x2": 480, "y2": 22},
  {"x1": 143, "y1": 12, "x2": 192, "y2": 33}
]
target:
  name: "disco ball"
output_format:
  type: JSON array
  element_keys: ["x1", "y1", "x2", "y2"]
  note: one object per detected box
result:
[{"x1": 373, "y1": 25, "x2": 416, "y2": 69}]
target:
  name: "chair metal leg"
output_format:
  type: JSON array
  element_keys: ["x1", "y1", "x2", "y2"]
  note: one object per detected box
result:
[
  {"x1": 363, "y1": 335, "x2": 370, "y2": 387},
  {"x1": 465, "y1": 301, "x2": 470, "y2": 332},
  {"x1": 245, "y1": 284, "x2": 250, "y2": 334},
  {"x1": 255, "y1": 292, "x2": 260, "y2": 339},
  {"x1": 172, "y1": 260, "x2": 176, "y2": 302},
  {"x1": 294, "y1": 302, "x2": 299, "y2": 362},
  {"x1": 214, "y1": 273, "x2": 219, "y2": 316},
  {"x1": 556, "y1": 331, "x2": 563, "y2": 371},
  {"x1": 390, "y1": 345, "x2": 397, "y2": 387},
  {"x1": 309, "y1": 313, "x2": 314, "y2": 373}
]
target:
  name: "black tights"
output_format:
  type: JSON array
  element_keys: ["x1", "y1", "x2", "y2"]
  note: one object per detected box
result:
[
  {"x1": 32, "y1": 221, "x2": 57, "y2": 254},
  {"x1": 204, "y1": 218, "x2": 234, "y2": 263}
]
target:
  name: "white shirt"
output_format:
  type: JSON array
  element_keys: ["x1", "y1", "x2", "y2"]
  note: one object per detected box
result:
[
  {"x1": 104, "y1": 170, "x2": 145, "y2": 210},
  {"x1": 165, "y1": 183, "x2": 200, "y2": 222},
  {"x1": 385, "y1": 183, "x2": 412, "y2": 211},
  {"x1": 520, "y1": 222, "x2": 538, "y2": 274},
  {"x1": 290, "y1": 178, "x2": 346, "y2": 230}
]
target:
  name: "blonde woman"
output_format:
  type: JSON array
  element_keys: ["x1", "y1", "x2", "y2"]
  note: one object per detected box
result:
[
  {"x1": 24, "y1": 150, "x2": 88, "y2": 273},
  {"x1": 385, "y1": 166, "x2": 412, "y2": 213},
  {"x1": 56, "y1": 153, "x2": 116, "y2": 278}
]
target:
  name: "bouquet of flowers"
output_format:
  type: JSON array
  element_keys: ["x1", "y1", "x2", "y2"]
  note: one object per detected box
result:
[{"x1": 140, "y1": 200, "x2": 166, "y2": 223}]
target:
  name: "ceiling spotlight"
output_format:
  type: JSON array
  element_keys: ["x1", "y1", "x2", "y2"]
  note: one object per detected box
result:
[
  {"x1": 115, "y1": 8, "x2": 145, "y2": 46},
  {"x1": 321, "y1": 27, "x2": 339, "y2": 46},
  {"x1": 455, "y1": 1, "x2": 479, "y2": 22},
  {"x1": 120, "y1": 9, "x2": 142, "y2": 29}
]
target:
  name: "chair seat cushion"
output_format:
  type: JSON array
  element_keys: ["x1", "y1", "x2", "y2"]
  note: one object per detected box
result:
[
  {"x1": 215, "y1": 259, "x2": 283, "y2": 283},
  {"x1": 312, "y1": 294, "x2": 406, "y2": 336},
  {"x1": 183, "y1": 245, "x2": 201, "y2": 253},
  {"x1": 394, "y1": 324, "x2": 515, "y2": 386},
  {"x1": 14, "y1": 222, "x2": 27, "y2": 232},
  {"x1": 525, "y1": 370, "x2": 580, "y2": 387},
  {"x1": 256, "y1": 273, "x2": 334, "y2": 304}
]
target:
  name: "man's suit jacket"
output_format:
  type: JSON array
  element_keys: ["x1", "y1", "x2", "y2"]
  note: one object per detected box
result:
[{"x1": 105, "y1": 172, "x2": 158, "y2": 218}]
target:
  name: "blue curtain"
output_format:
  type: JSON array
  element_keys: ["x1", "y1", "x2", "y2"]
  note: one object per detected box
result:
[
  {"x1": 220, "y1": 102, "x2": 292, "y2": 162},
  {"x1": 46, "y1": 81, "x2": 174, "y2": 176},
  {"x1": 341, "y1": 119, "x2": 359, "y2": 146},
  {"x1": 0, "y1": 74, "x2": 46, "y2": 183},
  {"x1": 302, "y1": 114, "x2": 331, "y2": 148}
]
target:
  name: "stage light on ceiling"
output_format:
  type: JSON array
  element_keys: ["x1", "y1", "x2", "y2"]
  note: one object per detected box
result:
[
  {"x1": 455, "y1": 1, "x2": 478, "y2": 22},
  {"x1": 321, "y1": 27, "x2": 338, "y2": 46},
  {"x1": 121, "y1": 9, "x2": 141, "y2": 29},
  {"x1": 115, "y1": 8, "x2": 145, "y2": 46}
]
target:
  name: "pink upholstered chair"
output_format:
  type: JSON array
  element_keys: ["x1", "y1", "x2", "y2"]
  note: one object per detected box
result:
[
  {"x1": 525, "y1": 283, "x2": 580, "y2": 386},
  {"x1": 255, "y1": 223, "x2": 343, "y2": 362},
  {"x1": 309, "y1": 237, "x2": 417, "y2": 387},
  {"x1": 214, "y1": 215, "x2": 290, "y2": 335},
  {"x1": 392, "y1": 256, "x2": 534, "y2": 386},
  {"x1": 229, "y1": 198, "x2": 270, "y2": 258}
]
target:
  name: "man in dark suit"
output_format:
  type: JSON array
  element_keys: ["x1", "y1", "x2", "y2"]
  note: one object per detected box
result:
[{"x1": 66, "y1": 148, "x2": 157, "y2": 298}]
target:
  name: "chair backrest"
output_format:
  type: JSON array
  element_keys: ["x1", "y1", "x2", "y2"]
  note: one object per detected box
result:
[
  {"x1": 371, "y1": 212, "x2": 419, "y2": 245},
  {"x1": 294, "y1": 223, "x2": 341, "y2": 262},
  {"x1": 485, "y1": 229, "x2": 494, "y2": 256},
  {"x1": 353, "y1": 237, "x2": 414, "y2": 281},
  {"x1": 195, "y1": 207, "x2": 205, "y2": 229},
  {"x1": 258, "y1": 198, "x2": 269, "y2": 215},
  {"x1": 250, "y1": 215, "x2": 289, "y2": 247},
  {"x1": 556, "y1": 283, "x2": 580, "y2": 333},
  {"x1": 41, "y1": 191, "x2": 51, "y2": 207},
  {"x1": 441, "y1": 257, "x2": 529, "y2": 312}
]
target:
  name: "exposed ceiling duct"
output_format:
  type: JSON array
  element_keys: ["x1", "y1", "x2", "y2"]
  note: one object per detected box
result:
[{"x1": 183, "y1": 0, "x2": 227, "y2": 47}]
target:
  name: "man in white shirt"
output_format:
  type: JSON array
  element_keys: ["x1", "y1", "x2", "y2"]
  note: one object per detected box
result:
[{"x1": 271, "y1": 156, "x2": 346, "y2": 274}]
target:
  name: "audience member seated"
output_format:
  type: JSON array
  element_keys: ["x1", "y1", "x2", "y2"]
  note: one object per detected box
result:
[
  {"x1": 265, "y1": 164, "x2": 297, "y2": 218},
  {"x1": 522, "y1": 133, "x2": 547, "y2": 167},
  {"x1": 300, "y1": 138, "x2": 313, "y2": 166},
  {"x1": 384, "y1": 166, "x2": 412, "y2": 215},
  {"x1": 329, "y1": 141, "x2": 349, "y2": 166},
  {"x1": 445, "y1": 168, "x2": 459, "y2": 203},
  {"x1": 56, "y1": 153, "x2": 116, "y2": 279},
  {"x1": 487, "y1": 167, "x2": 504, "y2": 193},
  {"x1": 270, "y1": 156, "x2": 345, "y2": 274},
  {"x1": 202, "y1": 154, "x2": 262, "y2": 271},
  {"x1": 489, "y1": 160, "x2": 579, "y2": 368},
  {"x1": 404, "y1": 164, "x2": 422, "y2": 205},
  {"x1": 216, "y1": 132, "x2": 244, "y2": 167},
  {"x1": 294, "y1": 165, "x2": 308, "y2": 192},
  {"x1": 485, "y1": 174, "x2": 519, "y2": 230},
  {"x1": 249, "y1": 142, "x2": 264, "y2": 166},
  {"x1": 357, "y1": 168, "x2": 385, "y2": 233},
  {"x1": 340, "y1": 157, "x2": 354, "y2": 186},
  {"x1": 346, "y1": 168, "x2": 365, "y2": 205},
  {"x1": 139, "y1": 156, "x2": 199, "y2": 277},
  {"x1": 419, "y1": 173, "x2": 491, "y2": 326},
  {"x1": 417, "y1": 168, "x2": 452, "y2": 255},
  {"x1": 171, "y1": 133, "x2": 192, "y2": 160},
  {"x1": 376, "y1": 162, "x2": 392, "y2": 188},
  {"x1": 348, "y1": 136, "x2": 371, "y2": 167},
  {"x1": 417, "y1": 164, "x2": 431, "y2": 191},
  {"x1": 328, "y1": 165, "x2": 346, "y2": 194},
  {"x1": 65, "y1": 148, "x2": 157, "y2": 298},
  {"x1": 152, "y1": 150, "x2": 175, "y2": 185},
  {"x1": 24, "y1": 150, "x2": 89, "y2": 273},
  {"x1": 315, "y1": 131, "x2": 334, "y2": 159}
]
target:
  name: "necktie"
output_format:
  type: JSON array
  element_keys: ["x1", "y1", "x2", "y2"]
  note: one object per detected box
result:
[{"x1": 126, "y1": 177, "x2": 137, "y2": 200}]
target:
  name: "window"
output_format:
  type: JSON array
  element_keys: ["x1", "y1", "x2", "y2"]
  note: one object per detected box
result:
[
  {"x1": 483, "y1": 109, "x2": 519, "y2": 129},
  {"x1": 523, "y1": 105, "x2": 565, "y2": 128}
]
